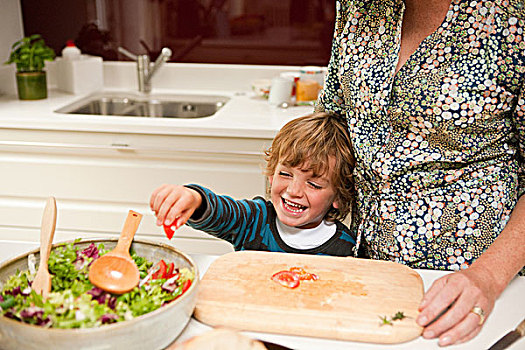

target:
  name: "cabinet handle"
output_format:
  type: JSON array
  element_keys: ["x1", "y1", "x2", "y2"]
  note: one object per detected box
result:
[{"x1": 0, "y1": 140, "x2": 263, "y2": 156}]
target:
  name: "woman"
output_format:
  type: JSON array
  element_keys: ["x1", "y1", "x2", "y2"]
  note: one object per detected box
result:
[{"x1": 316, "y1": 0, "x2": 525, "y2": 346}]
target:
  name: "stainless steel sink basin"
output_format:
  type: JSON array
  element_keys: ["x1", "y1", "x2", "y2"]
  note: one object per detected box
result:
[{"x1": 55, "y1": 92, "x2": 229, "y2": 118}]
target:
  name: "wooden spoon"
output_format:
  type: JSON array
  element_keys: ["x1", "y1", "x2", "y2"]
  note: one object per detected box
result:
[
  {"x1": 88, "y1": 210, "x2": 142, "y2": 294},
  {"x1": 32, "y1": 196, "x2": 57, "y2": 300}
]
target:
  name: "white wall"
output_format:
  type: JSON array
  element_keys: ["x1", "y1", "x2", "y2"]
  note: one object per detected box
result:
[{"x1": 0, "y1": 0, "x2": 24, "y2": 95}]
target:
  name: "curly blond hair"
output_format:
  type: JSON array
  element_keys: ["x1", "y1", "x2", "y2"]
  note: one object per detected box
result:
[{"x1": 265, "y1": 112, "x2": 355, "y2": 221}]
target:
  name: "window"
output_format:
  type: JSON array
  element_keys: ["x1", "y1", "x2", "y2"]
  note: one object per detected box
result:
[{"x1": 21, "y1": 0, "x2": 335, "y2": 66}]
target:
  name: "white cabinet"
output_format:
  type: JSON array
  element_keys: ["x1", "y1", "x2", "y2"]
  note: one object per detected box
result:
[{"x1": 0, "y1": 127, "x2": 272, "y2": 255}]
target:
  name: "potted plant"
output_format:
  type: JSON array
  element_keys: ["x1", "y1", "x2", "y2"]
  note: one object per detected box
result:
[{"x1": 4, "y1": 34, "x2": 55, "y2": 100}]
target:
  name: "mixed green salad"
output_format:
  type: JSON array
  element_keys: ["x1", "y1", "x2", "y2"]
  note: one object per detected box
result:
[{"x1": 0, "y1": 240, "x2": 194, "y2": 329}]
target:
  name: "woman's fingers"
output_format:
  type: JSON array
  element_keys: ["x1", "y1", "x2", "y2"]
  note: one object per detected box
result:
[
  {"x1": 418, "y1": 275, "x2": 448, "y2": 308},
  {"x1": 418, "y1": 269, "x2": 495, "y2": 346},
  {"x1": 417, "y1": 275, "x2": 460, "y2": 327},
  {"x1": 455, "y1": 323, "x2": 482, "y2": 345},
  {"x1": 419, "y1": 275, "x2": 448, "y2": 310},
  {"x1": 436, "y1": 311, "x2": 482, "y2": 346},
  {"x1": 423, "y1": 285, "x2": 482, "y2": 344}
]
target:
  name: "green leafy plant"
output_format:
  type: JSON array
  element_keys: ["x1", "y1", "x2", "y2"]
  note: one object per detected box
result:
[{"x1": 4, "y1": 34, "x2": 55, "y2": 73}]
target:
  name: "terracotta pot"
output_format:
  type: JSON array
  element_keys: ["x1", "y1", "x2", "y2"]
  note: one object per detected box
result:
[
  {"x1": 0, "y1": 238, "x2": 199, "y2": 350},
  {"x1": 16, "y1": 71, "x2": 47, "y2": 100}
]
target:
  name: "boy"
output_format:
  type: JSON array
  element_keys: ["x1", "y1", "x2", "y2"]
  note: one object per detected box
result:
[{"x1": 150, "y1": 112, "x2": 364, "y2": 257}]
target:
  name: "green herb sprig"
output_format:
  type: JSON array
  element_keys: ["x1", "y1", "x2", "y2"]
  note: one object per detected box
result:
[
  {"x1": 379, "y1": 315, "x2": 393, "y2": 326},
  {"x1": 379, "y1": 311, "x2": 407, "y2": 326},
  {"x1": 392, "y1": 311, "x2": 407, "y2": 321}
]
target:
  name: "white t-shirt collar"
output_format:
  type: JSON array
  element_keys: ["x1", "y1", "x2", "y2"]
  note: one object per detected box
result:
[{"x1": 276, "y1": 218, "x2": 336, "y2": 249}]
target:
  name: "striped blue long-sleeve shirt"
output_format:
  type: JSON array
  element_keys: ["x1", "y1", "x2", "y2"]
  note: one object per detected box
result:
[{"x1": 186, "y1": 185, "x2": 364, "y2": 257}]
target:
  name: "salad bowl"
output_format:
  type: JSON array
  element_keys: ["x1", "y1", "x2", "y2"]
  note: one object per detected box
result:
[{"x1": 0, "y1": 238, "x2": 199, "y2": 350}]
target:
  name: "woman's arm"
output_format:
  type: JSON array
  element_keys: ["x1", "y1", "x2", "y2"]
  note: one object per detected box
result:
[
  {"x1": 418, "y1": 54, "x2": 525, "y2": 345},
  {"x1": 416, "y1": 195, "x2": 525, "y2": 346},
  {"x1": 314, "y1": 1, "x2": 348, "y2": 116}
]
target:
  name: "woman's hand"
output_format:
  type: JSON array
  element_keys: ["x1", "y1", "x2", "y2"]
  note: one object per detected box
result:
[
  {"x1": 418, "y1": 197, "x2": 525, "y2": 346},
  {"x1": 416, "y1": 265, "x2": 499, "y2": 346},
  {"x1": 150, "y1": 184, "x2": 202, "y2": 229}
]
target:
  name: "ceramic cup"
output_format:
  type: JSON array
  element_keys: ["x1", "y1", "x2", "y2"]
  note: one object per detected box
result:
[
  {"x1": 268, "y1": 77, "x2": 294, "y2": 105},
  {"x1": 280, "y1": 72, "x2": 301, "y2": 98},
  {"x1": 251, "y1": 79, "x2": 272, "y2": 99}
]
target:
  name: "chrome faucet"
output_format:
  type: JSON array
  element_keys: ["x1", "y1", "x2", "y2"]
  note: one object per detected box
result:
[{"x1": 118, "y1": 46, "x2": 172, "y2": 93}]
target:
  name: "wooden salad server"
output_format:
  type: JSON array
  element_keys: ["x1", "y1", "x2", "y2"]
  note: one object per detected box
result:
[
  {"x1": 32, "y1": 196, "x2": 57, "y2": 300},
  {"x1": 88, "y1": 210, "x2": 142, "y2": 294}
]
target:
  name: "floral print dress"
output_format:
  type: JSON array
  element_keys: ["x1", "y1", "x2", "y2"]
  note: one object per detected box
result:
[{"x1": 316, "y1": 0, "x2": 525, "y2": 271}]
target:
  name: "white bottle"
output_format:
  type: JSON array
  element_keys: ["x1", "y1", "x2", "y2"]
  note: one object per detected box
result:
[{"x1": 62, "y1": 40, "x2": 81, "y2": 60}]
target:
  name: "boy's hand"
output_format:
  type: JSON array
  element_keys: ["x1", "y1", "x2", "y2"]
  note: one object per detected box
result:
[{"x1": 150, "y1": 184, "x2": 202, "y2": 230}]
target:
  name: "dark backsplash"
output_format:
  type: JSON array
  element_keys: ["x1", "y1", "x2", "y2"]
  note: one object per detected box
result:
[{"x1": 21, "y1": 0, "x2": 334, "y2": 66}]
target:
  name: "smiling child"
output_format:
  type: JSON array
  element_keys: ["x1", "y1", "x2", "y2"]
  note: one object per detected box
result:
[{"x1": 149, "y1": 112, "x2": 365, "y2": 257}]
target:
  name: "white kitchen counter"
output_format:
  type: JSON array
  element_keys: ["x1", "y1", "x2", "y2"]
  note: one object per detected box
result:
[
  {"x1": 1, "y1": 240, "x2": 523, "y2": 350},
  {"x1": 0, "y1": 88, "x2": 311, "y2": 139},
  {"x1": 0, "y1": 62, "x2": 314, "y2": 139}
]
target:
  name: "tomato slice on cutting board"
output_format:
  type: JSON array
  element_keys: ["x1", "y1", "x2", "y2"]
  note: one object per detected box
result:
[
  {"x1": 271, "y1": 270, "x2": 300, "y2": 289},
  {"x1": 289, "y1": 266, "x2": 319, "y2": 281}
]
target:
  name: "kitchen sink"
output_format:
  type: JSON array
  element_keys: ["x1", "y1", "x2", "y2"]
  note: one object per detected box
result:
[{"x1": 55, "y1": 92, "x2": 229, "y2": 118}]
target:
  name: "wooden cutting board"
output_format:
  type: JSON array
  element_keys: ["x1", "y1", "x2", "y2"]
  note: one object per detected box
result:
[{"x1": 195, "y1": 251, "x2": 424, "y2": 344}]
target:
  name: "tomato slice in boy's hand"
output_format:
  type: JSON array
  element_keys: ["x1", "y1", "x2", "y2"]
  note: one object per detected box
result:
[
  {"x1": 163, "y1": 223, "x2": 176, "y2": 240},
  {"x1": 271, "y1": 270, "x2": 300, "y2": 289}
]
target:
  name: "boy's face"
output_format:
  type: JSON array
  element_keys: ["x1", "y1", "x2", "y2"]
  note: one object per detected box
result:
[{"x1": 269, "y1": 160, "x2": 339, "y2": 229}]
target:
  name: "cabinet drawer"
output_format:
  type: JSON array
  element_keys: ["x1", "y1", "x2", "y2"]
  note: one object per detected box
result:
[
  {"x1": 0, "y1": 128, "x2": 270, "y2": 251},
  {"x1": 0, "y1": 227, "x2": 234, "y2": 256}
]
